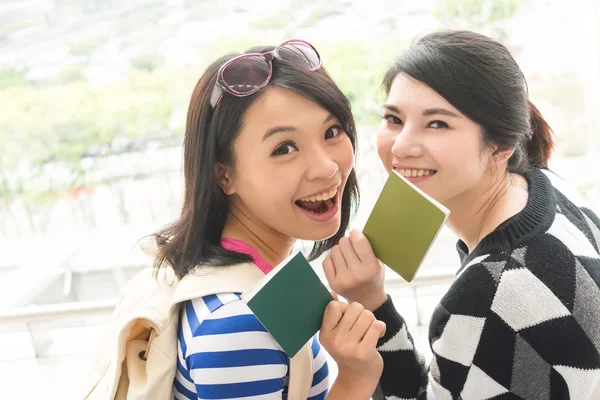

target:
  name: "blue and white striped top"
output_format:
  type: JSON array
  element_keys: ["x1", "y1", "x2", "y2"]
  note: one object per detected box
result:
[{"x1": 173, "y1": 292, "x2": 330, "y2": 399}]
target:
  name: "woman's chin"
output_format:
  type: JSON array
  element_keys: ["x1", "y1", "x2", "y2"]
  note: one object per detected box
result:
[{"x1": 295, "y1": 223, "x2": 341, "y2": 243}]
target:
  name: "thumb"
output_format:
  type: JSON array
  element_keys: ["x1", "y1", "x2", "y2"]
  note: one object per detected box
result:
[
  {"x1": 377, "y1": 321, "x2": 386, "y2": 338},
  {"x1": 330, "y1": 291, "x2": 339, "y2": 301}
]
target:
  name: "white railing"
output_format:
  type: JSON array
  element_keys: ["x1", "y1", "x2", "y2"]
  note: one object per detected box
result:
[
  {"x1": 0, "y1": 272, "x2": 454, "y2": 326},
  {"x1": 0, "y1": 271, "x2": 453, "y2": 362},
  {"x1": 0, "y1": 299, "x2": 116, "y2": 325}
]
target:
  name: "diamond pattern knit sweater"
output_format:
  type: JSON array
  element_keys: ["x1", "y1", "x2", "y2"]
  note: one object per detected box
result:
[{"x1": 372, "y1": 168, "x2": 600, "y2": 400}]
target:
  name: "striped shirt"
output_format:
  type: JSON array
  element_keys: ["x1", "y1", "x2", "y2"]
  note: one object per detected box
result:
[{"x1": 173, "y1": 239, "x2": 330, "y2": 399}]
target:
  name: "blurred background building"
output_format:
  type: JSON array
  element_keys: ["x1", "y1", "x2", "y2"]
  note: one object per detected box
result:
[{"x1": 0, "y1": 0, "x2": 599, "y2": 398}]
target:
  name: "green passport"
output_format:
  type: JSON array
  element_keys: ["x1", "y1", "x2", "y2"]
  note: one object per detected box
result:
[
  {"x1": 363, "y1": 170, "x2": 450, "y2": 282},
  {"x1": 241, "y1": 252, "x2": 333, "y2": 357}
]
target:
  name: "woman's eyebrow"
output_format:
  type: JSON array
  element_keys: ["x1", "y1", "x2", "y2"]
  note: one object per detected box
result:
[
  {"x1": 263, "y1": 114, "x2": 337, "y2": 141},
  {"x1": 422, "y1": 108, "x2": 461, "y2": 118}
]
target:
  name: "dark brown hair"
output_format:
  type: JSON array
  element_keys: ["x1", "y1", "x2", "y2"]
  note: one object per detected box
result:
[
  {"x1": 153, "y1": 46, "x2": 359, "y2": 279},
  {"x1": 383, "y1": 30, "x2": 554, "y2": 173}
]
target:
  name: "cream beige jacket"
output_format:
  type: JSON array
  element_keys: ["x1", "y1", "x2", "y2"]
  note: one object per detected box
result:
[{"x1": 79, "y1": 260, "x2": 314, "y2": 400}]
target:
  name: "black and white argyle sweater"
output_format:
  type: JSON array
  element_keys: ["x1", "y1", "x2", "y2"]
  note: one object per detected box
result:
[{"x1": 373, "y1": 168, "x2": 600, "y2": 400}]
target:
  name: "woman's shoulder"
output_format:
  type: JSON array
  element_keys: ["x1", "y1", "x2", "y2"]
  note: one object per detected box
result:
[
  {"x1": 539, "y1": 170, "x2": 600, "y2": 261},
  {"x1": 179, "y1": 293, "x2": 288, "y2": 354},
  {"x1": 182, "y1": 293, "x2": 254, "y2": 333},
  {"x1": 516, "y1": 167, "x2": 600, "y2": 261},
  {"x1": 540, "y1": 168, "x2": 593, "y2": 210}
]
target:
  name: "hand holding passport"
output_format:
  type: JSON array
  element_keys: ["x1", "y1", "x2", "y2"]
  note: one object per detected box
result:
[
  {"x1": 363, "y1": 169, "x2": 449, "y2": 282},
  {"x1": 242, "y1": 170, "x2": 449, "y2": 356}
]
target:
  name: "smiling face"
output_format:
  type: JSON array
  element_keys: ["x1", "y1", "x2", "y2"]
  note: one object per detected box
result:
[
  {"x1": 220, "y1": 86, "x2": 355, "y2": 242},
  {"x1": 377, "y1": 73, "x2": 496, "y2": 208}
]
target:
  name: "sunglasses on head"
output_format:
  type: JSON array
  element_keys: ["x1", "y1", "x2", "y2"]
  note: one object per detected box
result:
[{"x1": 209, "y1": 39, "x2": 322, "y2": 109}]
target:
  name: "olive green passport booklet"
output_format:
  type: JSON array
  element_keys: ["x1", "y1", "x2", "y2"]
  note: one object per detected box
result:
[
  {"x1": 241, "y1": 252, "x2": 333, "y2": 357},
  {"x1": 363, "y1": 170, "x2": 450, "y2": 282}
]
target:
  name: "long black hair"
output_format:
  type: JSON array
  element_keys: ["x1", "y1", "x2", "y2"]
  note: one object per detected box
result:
[{"x1": 153, "y1": 45, "x2": 359, "y2": 279}]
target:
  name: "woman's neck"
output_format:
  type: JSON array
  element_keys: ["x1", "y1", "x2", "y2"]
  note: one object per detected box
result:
[
  {"x1": 221, "y1": 205, "x2": 295, "y2": 267},
  {"x1": 446, "y1": 172, "x2": 529, "y2": 253}
]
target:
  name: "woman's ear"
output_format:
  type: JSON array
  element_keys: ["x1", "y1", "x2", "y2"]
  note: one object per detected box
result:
[
  {"x1": 493, "y1": 146, "x2": 514, "y2": 164},
  {"x1": 494, "y1": 147, "x2": 515, "y2": 164},
  {"x1": 215, "y1": 163, "x2": 235, "y2": 195}
]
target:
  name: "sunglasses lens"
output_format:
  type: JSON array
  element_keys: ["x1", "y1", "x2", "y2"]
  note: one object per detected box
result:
[
  {"x1": 278, "y1": 41, "x2": 321, "y2": 70},
  {"x1": 222, "y1": 55, "x2": 271, "y2": 94}
]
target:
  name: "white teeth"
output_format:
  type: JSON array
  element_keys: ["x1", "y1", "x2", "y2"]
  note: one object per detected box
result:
[
  {"x1": 300, "y1": 188, "x2": 337, "y2": 202},
  {"x1": 397, "y1": 168, "x2": 435, "y2": 178},
  {"x1": 305, "y1": 198, "x2": 334, "y2": 214}
]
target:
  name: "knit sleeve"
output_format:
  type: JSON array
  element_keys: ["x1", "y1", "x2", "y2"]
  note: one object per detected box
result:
[
  {"x1": 372, "y1": 296, "x2": 427, "y2": 400},
  {"x1": 374, "y1": 256, "x2": 505, "y2": 400}
]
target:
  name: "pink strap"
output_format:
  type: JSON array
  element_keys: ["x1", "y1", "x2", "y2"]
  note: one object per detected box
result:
[{"x1": 220, "y1": 238, "x2": 274, "y2": 274}]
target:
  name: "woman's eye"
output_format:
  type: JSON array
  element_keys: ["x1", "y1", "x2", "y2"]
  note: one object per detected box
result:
[
  {"x1": 325, "y1": 125, "x2": 345, "y2": 140},
  {"x1": 382, "y1": 114, "x2": 403, "y2": 125},
  {"x1": 272, "y1": 142, "x2": 298, "y2": 156},
  {"x1": 429, "y1": 120, "x2": 449, "y2": 129}
]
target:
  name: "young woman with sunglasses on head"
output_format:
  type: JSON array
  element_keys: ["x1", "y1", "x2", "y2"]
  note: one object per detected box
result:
[
  {"x1": 322, "y1": 31, "x2": 600, "y2": 399},
  {"x1": 152, "y1": 40, "x2": 385, "y2": 400}
]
